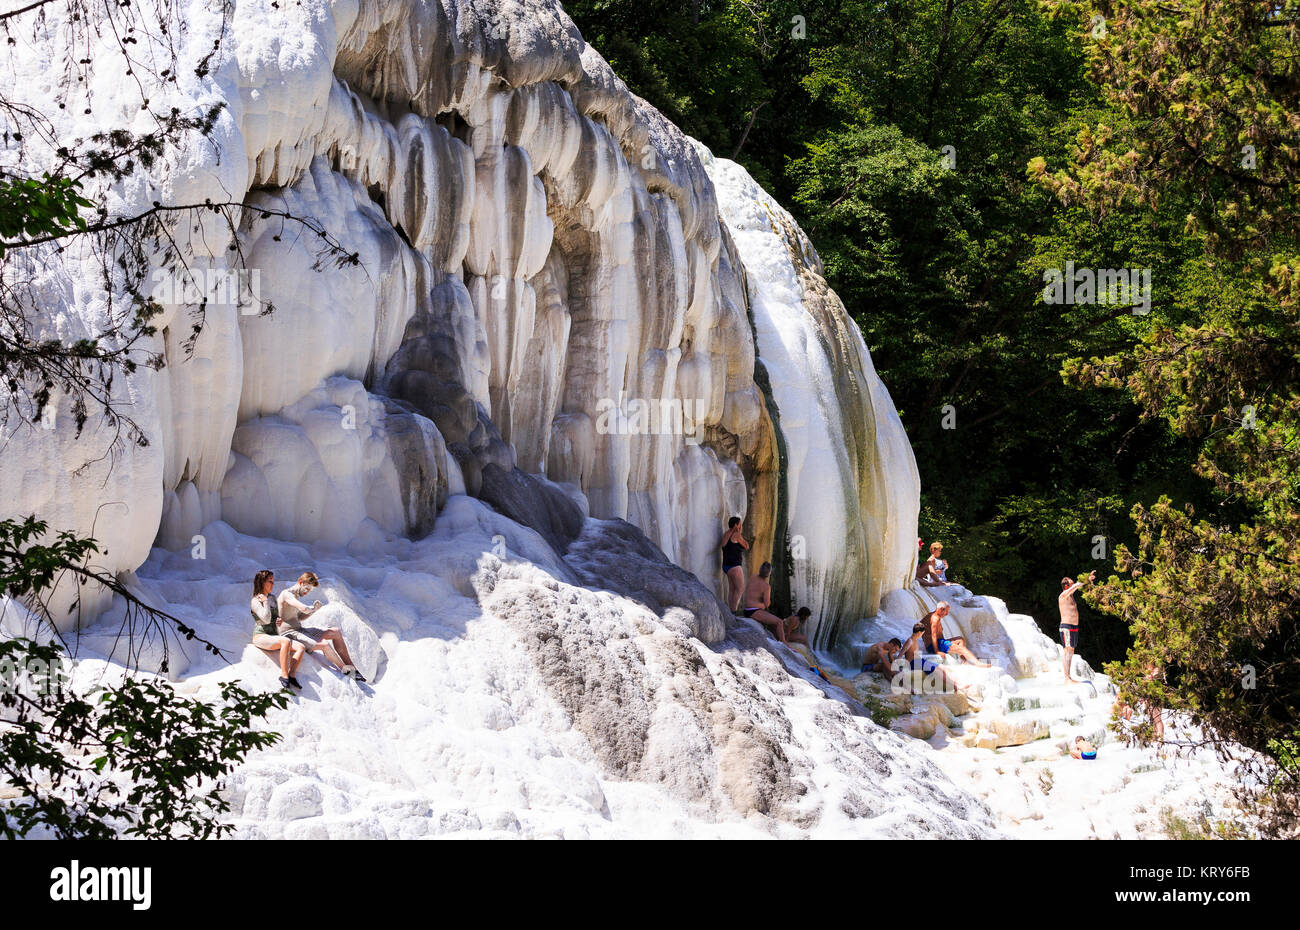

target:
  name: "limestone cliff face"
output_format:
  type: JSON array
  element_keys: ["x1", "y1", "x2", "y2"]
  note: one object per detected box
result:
[{"x1": 0, "y1": 0, "x2": 916, "y2": 632}]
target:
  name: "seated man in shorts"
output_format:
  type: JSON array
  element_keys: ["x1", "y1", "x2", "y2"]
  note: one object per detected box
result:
[
  {"x1": 277, "y1": 571, "x2": 366, "y2": 682},
  {"x1": 741, "y1": 563, "x2": 790, "y2": 644},
  {"x1": 862, "y1": 638, "x2": 903, "y2": 675},
  {"x1": 922, "y1": 602, "x2": 992, "y2": 667}
]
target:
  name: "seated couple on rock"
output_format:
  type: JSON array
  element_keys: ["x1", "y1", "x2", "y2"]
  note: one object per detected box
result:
[
  {"x1": 251, "y1": 569, "x2": 366, "y2": 690},
  {"x1": 739, "y1": 561, "x2": 811, "y2": 646}
]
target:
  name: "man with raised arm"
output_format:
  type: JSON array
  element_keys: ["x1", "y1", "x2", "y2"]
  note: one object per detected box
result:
[{"x1": 1058, "y1": 570, "x2": 1097, "y2": 684}]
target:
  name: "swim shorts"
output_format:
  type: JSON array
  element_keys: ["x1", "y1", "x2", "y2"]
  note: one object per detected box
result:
[
  {"x1": 938, "y1": 638, "x2": 953, "y2": 653},
  {"x1": 279, "y1": 624, "x2": 333, "y2": 647},
  {"x1": 911, "y1": 657, "x2": 939, "y2": 675},
  {"x1": 1059, "y1": 625, "x2": 1079, "y2": 649}
]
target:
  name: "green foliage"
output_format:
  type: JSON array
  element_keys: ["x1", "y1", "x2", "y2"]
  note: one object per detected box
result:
[
  {"x1": 0, "y1": 518, "x2": 288, "y2": 838},
  {"x1": 1157, "y1": 806, "x2": 1252, "y2": 841},
  {"x1": 0, "y1": 174, "x2": 92, "y2": 252}
]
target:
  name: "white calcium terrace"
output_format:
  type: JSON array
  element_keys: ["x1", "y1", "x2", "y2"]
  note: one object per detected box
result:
[{"x1": 0, "y1": 0, "x2": 1245, "y2": 837}]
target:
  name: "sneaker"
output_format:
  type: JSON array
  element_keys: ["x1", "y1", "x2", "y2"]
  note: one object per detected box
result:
[
  {"x1": 287, "y1": 676, "x2": 303, "y2": 690},
  {"x1": 343, "y1": 666, "x2": 367, "y2": 683},
  {"x1": 278, "y1": 677, "x2": 293, "y2": 691}
]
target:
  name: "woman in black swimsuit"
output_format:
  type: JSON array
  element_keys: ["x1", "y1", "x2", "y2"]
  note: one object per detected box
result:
[{"x1": 719, "y1": 516, "x2": 749, "y2": 611}]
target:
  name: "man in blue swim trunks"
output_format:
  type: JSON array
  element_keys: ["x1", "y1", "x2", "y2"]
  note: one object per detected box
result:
[
  {"x1": 922, "y1": 602, "x2": 992, "y2": 667},
  {"x1": 1070, "y1": 736, "x2": 1097, "y2": 759},
  {"x1": 897, "y1": 621, "x2": 965, "y2": 693}
]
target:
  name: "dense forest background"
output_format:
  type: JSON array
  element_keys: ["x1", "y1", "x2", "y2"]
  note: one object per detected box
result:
[{"x1": 568, "y1": 0, "x2": 1247, "y2": 662}]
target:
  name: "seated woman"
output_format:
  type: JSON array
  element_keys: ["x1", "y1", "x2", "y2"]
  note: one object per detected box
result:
[
  {"x1": 919, "y1": 541, "x2": 951, "y2": 587},
  {"x1": 782, "y1": 607, "x2": 812, "y2": 646},
  {"x1": 251, "y1": 569, "x2": 306, "y2": 691},
  {"x1": 276, "y1": 571, "x2": 366, "y2": 682}
]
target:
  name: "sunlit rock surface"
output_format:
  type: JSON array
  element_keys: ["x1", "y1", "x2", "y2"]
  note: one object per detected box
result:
[
  {"x1": 1, "y1": 0, "x2": 920, "y2": 623},
  {"x1": 0, "y1": 0, "x2": 1243, "y2": 838}
]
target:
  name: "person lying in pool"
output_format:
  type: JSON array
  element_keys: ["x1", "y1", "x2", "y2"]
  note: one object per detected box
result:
[
  {"x1": 1070, "y1": 736, "x2": 1097, "y2": 760},
  {"x1": 922, "y1": 602, "x2": 992, "y2": 667},
  {"x1": 862, "y1": 637, "x2": 903, "y2": 675}
]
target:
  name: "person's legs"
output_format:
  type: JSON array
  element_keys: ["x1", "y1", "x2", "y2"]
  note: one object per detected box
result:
[
  {"x1": 289, "y1": 643, "x2": 307, "y2": 675},
  {"x1": 318, "y1": 629, "x2": 353, "y2": 669},
  {"x1": 1150, "y1": 704, "x2": 1164, "y2": 740},
  {"x1": 949, "y1": 641, "x2": 991, "y2": 667},
  {"x1": 726, "y1": 567, "x2": 745, "y2": 611},
  {"x1": 935, "y1": 666, "x2": 969, "y2": 693},
  {"x1": 751, "y1": 609, "x2": 787, "y2": 643},
  {"x1": 327, "y1": 632, "x2": 358, "y2": 671},
  {"x1": 256, "y1": 638, "x2": 292, "y2": 678},
  {"x1": 1061, "y1": 627, "x2": 1077, "y2": 682}
]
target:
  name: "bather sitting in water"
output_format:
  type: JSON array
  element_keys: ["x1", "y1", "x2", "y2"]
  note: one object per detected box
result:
[
  {"x1": 741, "y1": 563, "x2": 789, "y2": 644},
  {"x1": 862, "y1": 638, "x2": 903, "y2": 675},
  {"x1": 1070, "y1": 736, "x2": 1097, "y2": 760}
]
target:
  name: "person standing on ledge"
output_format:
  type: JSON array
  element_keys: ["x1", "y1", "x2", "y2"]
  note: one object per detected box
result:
[
  {"x1": 1059, "y1": 570, "x2": 1097, "y2": 683},
  {"x1": 720, "y1": 516, "x2": 749, "y2": 612}
]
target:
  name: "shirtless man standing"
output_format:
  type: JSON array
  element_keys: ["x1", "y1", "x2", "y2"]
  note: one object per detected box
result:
[
  {"x1": 922, "y1": 602, "x2": 991, "y2": 667},
  {"x1": 742, "y1": 563, "x2": 788, "y2": 643},
  {"x1": 862, "y1": 638, "x2": 903, "y2": 675},
  {"x1": 1058, "y1": 570, "x2": 1097, "y2": 683}
]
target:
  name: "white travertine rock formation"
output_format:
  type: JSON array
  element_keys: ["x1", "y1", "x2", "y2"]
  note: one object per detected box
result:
[
  {"x1": 706, "y1": 152, "x2": 921, "y2": 646},
  {"x1": 0, "y1": 0, "x2": 918, "y2": 631},
  {"x1": 0, "y1": 0, "x2": 1247, "y2": 840}
]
